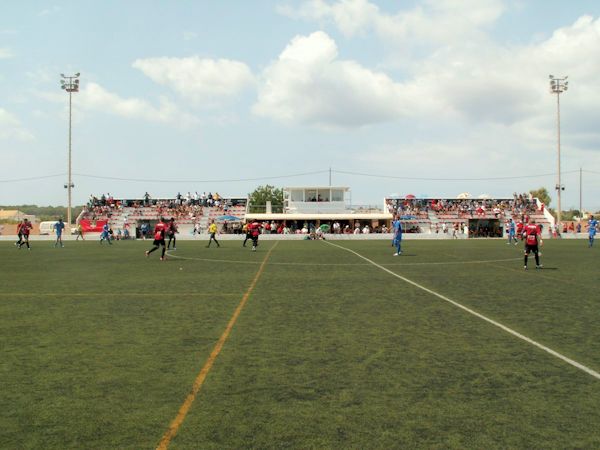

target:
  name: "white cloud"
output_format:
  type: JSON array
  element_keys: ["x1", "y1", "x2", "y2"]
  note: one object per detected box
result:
[
  {"x1": 0, "y1": 47, "x2": 13, "y2": 59},
  {"x1": 253, "y1": 31, "x2": 418, "y2": 127},
  {"x1": 132, "y1": 56, "x2": 255, "y2": 105},
  {"x1": 279, "y1": 0, "x2": 504, "y2": 42},
  {"x1": 37, "y1": 82, "x2": 199, "y2": 127},
  {"x1": 38, "y1": 5, "x2": 61, "y2": 16},
  {"x1": 0, "y1": 108, "x2": 34, "y2": 141},
  {"x1": 77, "y1": 82, "x2": 199, "y2": 126}
]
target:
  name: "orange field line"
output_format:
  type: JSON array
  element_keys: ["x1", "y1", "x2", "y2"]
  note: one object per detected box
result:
[{"x1": 156, "y1": 242, "x2": 278, "y2": 450}]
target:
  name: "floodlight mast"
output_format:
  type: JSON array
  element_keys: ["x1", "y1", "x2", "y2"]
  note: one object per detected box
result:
[
  {"x1": 60, "y1": 73, "x2": 80, "y2": 227},
  {"x1": 549, "y1": 75, "x2": 568, "y2": 231}
]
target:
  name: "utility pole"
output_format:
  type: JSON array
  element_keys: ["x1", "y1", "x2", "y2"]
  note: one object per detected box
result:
[
  {"x1": 549, "y1": 75, "x2": 568, "y2": 229},
  {"x1": 60, "y1": 72, "x2": 80, "y2": 226}
]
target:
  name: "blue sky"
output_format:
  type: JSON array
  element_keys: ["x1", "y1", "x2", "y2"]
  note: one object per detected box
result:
[{"x1": 1, "y1": 0, "x2": 600, "y2": 210}]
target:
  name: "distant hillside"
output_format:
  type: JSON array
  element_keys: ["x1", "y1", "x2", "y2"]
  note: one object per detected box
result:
[{"x1": 0, "y1": 205, "x2": 84, "y2": 222}]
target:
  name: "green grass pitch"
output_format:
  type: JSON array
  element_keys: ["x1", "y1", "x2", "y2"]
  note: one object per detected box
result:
[{"x1": 1, "y1": 238, "x2": 599, "y2": 449}]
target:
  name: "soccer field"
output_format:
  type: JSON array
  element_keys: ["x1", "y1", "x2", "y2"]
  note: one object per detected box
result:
[{"x1": 1, "y1": 238, "x2": 599, "y2": 449}]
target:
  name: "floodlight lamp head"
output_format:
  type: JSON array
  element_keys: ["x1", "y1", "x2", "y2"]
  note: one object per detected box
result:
[
  {"x1": 75, "y1": 72, "x2": 80, "y2": 77},
  {"x1": 61, "y1": 73, "x2": 65, "y2": 77},
  {"x1": 549, "y1": 75, "x2": 554, "y2": 79}
]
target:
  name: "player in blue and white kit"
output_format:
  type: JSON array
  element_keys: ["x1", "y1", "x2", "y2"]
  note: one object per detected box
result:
[
  {"x1": 53, "y1": 218, "x2": 65, "y2": 248},
  {"x1": 100, "y1": 223, "x2": 112, "y2": 245},
  {"x1": 508, "y1": 218, "x2": 517, "y2": 245},
  {"x1": 588, "y1": 215, "x2": 598, "y2": 248},
  {"x1": 392, "y1": 215, "x2": 403, "y2": 256}
]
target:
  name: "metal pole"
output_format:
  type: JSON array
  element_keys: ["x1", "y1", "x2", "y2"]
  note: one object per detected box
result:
[
  {"x1": 580, "y1": 167, "x2": 582, "y2": 218},
  {"x1": 556, "y1": 91, "x2": 561, "y2": 229},
  {"x1": 68, "y1": 90, "x2": 73, "y2": 226}
]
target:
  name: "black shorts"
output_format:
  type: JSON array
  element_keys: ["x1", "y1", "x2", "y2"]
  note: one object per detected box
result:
[
  {"x1": 153, "y1": 238, "x2": 166, "y2": 246},
  {"x1": 525, "y1": 244, "x2": 538, "y2": 254}
]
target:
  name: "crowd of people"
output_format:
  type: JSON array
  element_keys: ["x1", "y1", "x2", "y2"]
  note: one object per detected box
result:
[
  {"x1": 386, "y1": 193, "x2": 540, "y2": 219},
  {"x1": 83, "y1": 192, "x2": 245, "y2": 222}
]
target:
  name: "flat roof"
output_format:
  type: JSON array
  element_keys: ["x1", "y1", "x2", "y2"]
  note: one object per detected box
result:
[
  {"x1": 245, "y1": 213, "x2": 393, "y2": 220},
  {"x1": 284, "y1": 186, "x2": 350, "y2": 190}
]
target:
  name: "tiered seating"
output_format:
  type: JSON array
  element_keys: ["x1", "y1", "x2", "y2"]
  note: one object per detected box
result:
[{"x1": 80, "y1": 196, "x2": 248, "y2": 235}]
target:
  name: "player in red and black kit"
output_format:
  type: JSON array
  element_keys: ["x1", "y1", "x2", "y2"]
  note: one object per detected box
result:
[
  {"x1": 145, "y1": 217, "x2": 167, "y2": 260},
  {"x1": 523, "y1": 219, "x2": 542, "y2": 270},
  {"x1": 166, "y1": 217, "x2": 178, "y2": 250},
  {"x1": 516, "y1": 219, "x2": 524, "y2": 241},
  {"x1": 18, "y1": 219, "x2": 32, "y2": 250},
  {"x1": 249, "y1": 220, "x2": 261, "y2": 252},
  {"x1": 15, "y1": 219, "x2": 24, "y2": 247}
]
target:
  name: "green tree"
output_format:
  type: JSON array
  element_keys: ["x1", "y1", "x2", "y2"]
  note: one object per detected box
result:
[
  {"x1": 562, "y1": 209, "x2": 582, "y2": 221},
  {"x1": 529, "y1": 187, "x2": 551, "y2": 206},
  {"x1": 248, "y1": 185, "x2": 284, "y2": 213}
]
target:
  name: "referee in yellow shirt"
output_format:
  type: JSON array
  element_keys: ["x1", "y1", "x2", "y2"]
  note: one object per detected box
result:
[{"x1": 206, "y1": 219, "x2": 220, "y2": 248}]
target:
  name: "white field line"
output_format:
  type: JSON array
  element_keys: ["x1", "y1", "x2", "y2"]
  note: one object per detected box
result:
[
  {"x1": 325, "y1": 241, "x2": 600, "y2": 381},
  {"x1": 165, "y1": 251, "x2": 520, "y2": 267}
]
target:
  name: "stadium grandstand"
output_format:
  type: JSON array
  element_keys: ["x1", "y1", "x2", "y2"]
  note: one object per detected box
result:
[
  {"x1": 79, "y1": 192, "x2": 247, "y2": 238},
  {"x1": 76, "y1": 188, "x2": 554, "y2": 239},
  {"x1": 385, "y1": 192, "x2": 553, "y2": 238}
]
